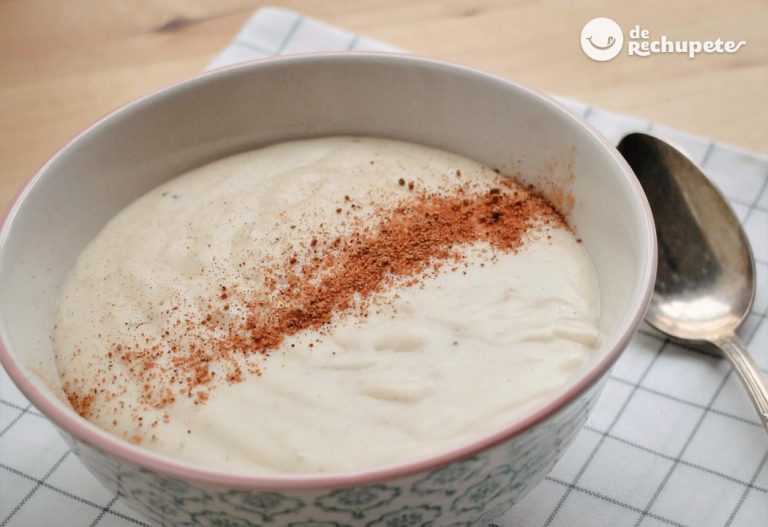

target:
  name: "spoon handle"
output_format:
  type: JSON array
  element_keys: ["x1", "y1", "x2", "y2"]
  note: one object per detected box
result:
[{"x1": 713, "y1": 334, "x2": 768, "y2": 432}]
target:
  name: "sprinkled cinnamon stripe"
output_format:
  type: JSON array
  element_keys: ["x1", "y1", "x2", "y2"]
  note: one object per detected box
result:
[{"x1": 64, "y1": 178, "x2": 567, "y2": 421}]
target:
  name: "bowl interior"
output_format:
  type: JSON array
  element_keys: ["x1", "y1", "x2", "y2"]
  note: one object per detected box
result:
[{"x1": 0, "y1": 54, "x2": 653, "y2": 469}]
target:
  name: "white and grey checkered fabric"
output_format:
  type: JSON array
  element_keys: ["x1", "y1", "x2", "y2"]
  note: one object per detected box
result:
[{"x1": 1, "y1": 7, "x2": 766, "y2": 526}]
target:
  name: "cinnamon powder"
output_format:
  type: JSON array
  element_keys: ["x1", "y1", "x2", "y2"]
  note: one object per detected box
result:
[{"x1": 64, "y1": 178, "x2": 567, "y2": 421}]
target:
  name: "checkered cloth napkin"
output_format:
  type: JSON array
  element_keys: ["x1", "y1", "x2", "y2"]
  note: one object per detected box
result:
[{"x1": 2, "y1": 7, "x2": 767, "y2": 527}]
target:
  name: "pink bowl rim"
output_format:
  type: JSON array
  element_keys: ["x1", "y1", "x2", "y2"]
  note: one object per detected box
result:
[{"x1": 0, "y1": 51, "x2": 656, "y2": 490}]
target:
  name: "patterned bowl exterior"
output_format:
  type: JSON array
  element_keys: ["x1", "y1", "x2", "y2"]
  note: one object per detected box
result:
[{"x1": 58, "y1": 379, "x2": 602, "y2": 527}]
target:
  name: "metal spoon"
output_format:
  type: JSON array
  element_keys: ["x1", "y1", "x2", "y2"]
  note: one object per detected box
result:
[{"x1": 617, "y1": 132, "x2": 768, "y2": 431}]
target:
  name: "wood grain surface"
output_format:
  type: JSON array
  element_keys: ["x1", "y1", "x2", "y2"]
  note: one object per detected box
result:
[{"x1": 1, "y1": 0, "x2": 766, "y2": 209}]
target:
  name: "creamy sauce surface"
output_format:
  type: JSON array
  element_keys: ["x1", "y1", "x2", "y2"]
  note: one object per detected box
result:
[{"x1": 54, "y1": 137, "x2": 600, "y2": 473}]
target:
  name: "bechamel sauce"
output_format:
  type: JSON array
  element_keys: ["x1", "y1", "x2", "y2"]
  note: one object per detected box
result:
[{"x1": 54, "y1": 137, "x2": 600, "y2": 473}]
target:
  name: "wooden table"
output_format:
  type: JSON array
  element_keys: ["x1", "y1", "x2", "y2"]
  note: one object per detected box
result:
[{"x1": 1, "y1": 0, "x2": 766, "y2": 210}]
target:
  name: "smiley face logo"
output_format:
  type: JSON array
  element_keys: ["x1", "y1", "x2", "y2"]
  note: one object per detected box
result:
[{"x1": 580, "y1": 18, "x2": 623, "y2": 61}]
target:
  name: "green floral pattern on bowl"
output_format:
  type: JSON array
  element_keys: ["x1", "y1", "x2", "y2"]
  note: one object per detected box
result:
[
  {"x1": 61, "y1": 379, "x2": 601, "y2": 526},
  {"x1": 315, "y1": 485, "x2": 400, "y2": 518}
]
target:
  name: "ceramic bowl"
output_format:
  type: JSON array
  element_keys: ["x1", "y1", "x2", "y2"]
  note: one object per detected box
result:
[{"x1": 0, "y1": 53, "x2": 655, "y2": 526}]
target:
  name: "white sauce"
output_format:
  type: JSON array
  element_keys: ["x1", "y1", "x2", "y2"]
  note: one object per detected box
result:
[{"x1": 54, "y1": 137, "x2": 600, "y2": 474}]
